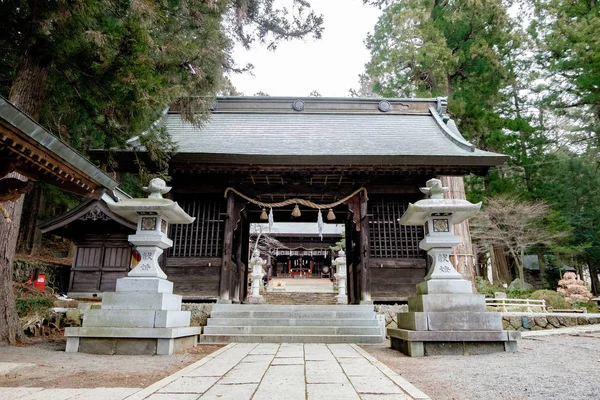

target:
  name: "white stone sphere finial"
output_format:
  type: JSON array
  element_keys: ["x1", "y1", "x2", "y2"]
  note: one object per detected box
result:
[
  {"x1": 419, "y1": 178, "x2": 449, "y2": 200},
  {"x1": 143, "y1": 178, "x2": 172, "y2": 199}
]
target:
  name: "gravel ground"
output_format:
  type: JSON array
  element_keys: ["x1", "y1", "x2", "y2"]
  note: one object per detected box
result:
[
  {"x1": 362, "y1": 328, "x2": 600, "y2": 400},
  {"x1": 0, "y1": 337, "x2": 223, "y2": 388}
]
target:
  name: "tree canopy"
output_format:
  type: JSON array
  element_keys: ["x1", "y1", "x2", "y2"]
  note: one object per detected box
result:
[{"x1": 359, "y1": 0, "x2": 600, "y2": 293}]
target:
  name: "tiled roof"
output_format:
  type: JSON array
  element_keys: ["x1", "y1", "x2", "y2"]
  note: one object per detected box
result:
[{"x1": 156, "y1": 97, "x2": 507, "y2": 167}]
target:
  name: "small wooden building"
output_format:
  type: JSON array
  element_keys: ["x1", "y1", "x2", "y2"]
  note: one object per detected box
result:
[{"x1": 45, "y1": 97, "x2": 506, "y2": 303}]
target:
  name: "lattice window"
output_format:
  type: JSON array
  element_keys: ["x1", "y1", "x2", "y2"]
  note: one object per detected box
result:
[
  {"x1": 169, "y1": 196, "x2": 225, "y2": 257},
  {"x1": 368, "y1": 197, "x2": 424, "y2": 258}
]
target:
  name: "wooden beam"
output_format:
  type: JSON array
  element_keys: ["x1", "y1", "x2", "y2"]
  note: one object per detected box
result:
[{"x1": 359, "y1": 192, "x2": 372, "y2": 304}]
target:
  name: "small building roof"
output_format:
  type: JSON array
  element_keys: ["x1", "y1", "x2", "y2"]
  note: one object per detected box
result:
[
  {"x1": 150, "y1": 97, "x2": 507, "y2": 168},
  {"x1": 40, "y1": 196, "x2": 136, "y2": 238},
  {"x1": 0, "y1": 96, "x2": 119, "y2": 196}
]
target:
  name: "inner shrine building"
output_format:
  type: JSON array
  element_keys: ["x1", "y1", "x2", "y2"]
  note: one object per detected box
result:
[{"x1": 42, "y1": 97, "x2": 506, "y2": 304}]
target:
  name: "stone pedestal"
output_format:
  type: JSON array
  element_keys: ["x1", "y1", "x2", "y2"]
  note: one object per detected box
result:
[
  {"x1": 65, "y1": 179, "x2": 201, "y2": 355},
  {"x1": 65, "y1": 277, "x2": 201, "y2": 355},
  {"x1": 389, "y1": 179, "x2": 520, "y2": 356}
]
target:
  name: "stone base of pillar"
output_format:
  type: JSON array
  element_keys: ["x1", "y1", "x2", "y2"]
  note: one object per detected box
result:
[
  {"x1": 246, "y1": 295, "x2": 265, "y2": 304},
  {"x1": 216, "y1": 298, "x2": 233, "y2": 304},
  {"x1": 64, "y1": 277, "x2": 200, "y2": 355},
  {"x1": 335, "y1": 295, "x2": 348, "y2": 304},
  {"x1": 388, "y1": 292, "x2": 520, "y2": 357}
]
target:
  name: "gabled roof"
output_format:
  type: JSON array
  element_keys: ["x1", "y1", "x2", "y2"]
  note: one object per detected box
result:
[
  {"x1": 152, "y1": 97, "x2": 507, "y2": 168},
  {"x1": 40, "y1": 196, "x2": 136, "y2": 237}
]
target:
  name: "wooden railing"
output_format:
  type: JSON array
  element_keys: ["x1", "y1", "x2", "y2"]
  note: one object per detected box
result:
[{"x1": 486, "y1": 298, "x2": 547, "y2": 312}]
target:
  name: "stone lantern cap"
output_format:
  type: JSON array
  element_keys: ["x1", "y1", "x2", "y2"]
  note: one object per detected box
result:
[
  {"x1": 398, "y1": 179, "x2": 481, "y2": 226},
  {"x1": 107, "y1": 178, "x2": 195, "y2": 224}
]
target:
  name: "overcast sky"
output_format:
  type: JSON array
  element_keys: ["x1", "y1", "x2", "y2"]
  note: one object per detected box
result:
[{"x1": 229, "y1": 0, "x2": 381, "y2": 97}]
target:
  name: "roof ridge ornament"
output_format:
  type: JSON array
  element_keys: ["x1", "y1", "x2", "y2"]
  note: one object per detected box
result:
[
  {"x1": 292, "y1": 99, "x2": 305, "y2": 111},
  {"x1": 436, "y1": 97, "x2": 449, "y2": 123},
  {"x1": 419, "y1": 178, "x2": 449, "y2": 199},
  {"x1": 378, "y1": 100, "x2": 391, "y2": 112}
]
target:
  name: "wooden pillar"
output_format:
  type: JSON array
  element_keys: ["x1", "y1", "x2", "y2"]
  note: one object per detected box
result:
[
  {"x1": 359, "y1": 192, "x2": 372, "y2": 304},
  {"x1": 219, "y1": 192, "x2": 235, "y2": 302},
  {"x1": 344, "y1": 218, "x2": 356, "y2": 304}
]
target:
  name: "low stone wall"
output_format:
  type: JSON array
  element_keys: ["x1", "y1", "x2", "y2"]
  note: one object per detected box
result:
[
  {"x1": 182, "y1": 303, "x2": 214, "y2": 327},
  {"x1": 502, "y1": 312, "x2": 600, "y2": 331},
  {"x1": 375, "y1": 304, "x2": 409, "y2": 330}
]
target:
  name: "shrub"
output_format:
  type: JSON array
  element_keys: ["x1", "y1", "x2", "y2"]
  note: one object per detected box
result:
[
  {"x1": 15, "y1": 297, "x2": 54, "y2": 317},
  {"x1": 475, "y1": 276, "x2": 502, "y2": 297},
  {"x1": 572, "y1": 301, "x2": 599, "y2": 314},
  {"x1": 530, "y1": 289, "x2": 568, "y2": 310},
  {"x1": 557, "y1": 272, "x2": 593, "y2": 303}
]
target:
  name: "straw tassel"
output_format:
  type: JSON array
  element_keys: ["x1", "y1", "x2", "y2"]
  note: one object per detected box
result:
[
  {"x1": 327, "y1": 208, "x2": 336, "y2": 220},
  {"x1": 260, "y1": 208, "x2": 268, "y2": 220},
  {"x1": 291, "y1": 204, "x2": 301, "y2": 218}
]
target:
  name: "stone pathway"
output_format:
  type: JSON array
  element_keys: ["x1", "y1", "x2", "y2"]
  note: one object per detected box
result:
[
  {"x1": 129, "y1": 343, "x2": 429, "y2": 400},
  {"x1": 0, "y1": 343, "x2": 430, "y2": 400}
]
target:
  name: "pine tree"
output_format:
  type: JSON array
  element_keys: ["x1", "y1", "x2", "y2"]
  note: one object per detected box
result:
[{"x1": 0, "y1": 0, "x2": 323, "y2": 344}]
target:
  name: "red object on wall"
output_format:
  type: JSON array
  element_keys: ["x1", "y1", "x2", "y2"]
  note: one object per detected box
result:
[{"x1": 33, "y1": 274, "x2": 46, "y2": 291}]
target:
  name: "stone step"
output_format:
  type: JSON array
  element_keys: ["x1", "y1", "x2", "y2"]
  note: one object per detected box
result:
[
  {"x1": 202, "y1": 304, "x2": 382, "y2": 344},
  {"x1": 203, "y1": 325, "x2": 381, "y2": 335},
  {"x1": 262, "y1": 292, "x2": 337, "y2": 305},
  {"x1": 206, "y1": 318, "x2": 379, "y2": 327},
  {"x1": 212, "y1": 304, "x2": 374, "y2": 312},
  {"x1": 209, "y1": 311, "x2": 376, "y2": 319},
  {"x1": 199, "y1": 334, "x2": 384, "y2": 344}
]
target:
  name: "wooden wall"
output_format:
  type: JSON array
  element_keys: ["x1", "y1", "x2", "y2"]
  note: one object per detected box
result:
[
  {"x1": 164, "y1": 257, "x2": 221, "y2": 300},
  {"x1": 69, "y1": 235, "x2": 130, "y2": 293},
  {"x1": 369, "y1": 258, "x2": 427, "y2": 301},
  {"x1": 367, "y1": 195, "x2": 427, "y2": 301}
]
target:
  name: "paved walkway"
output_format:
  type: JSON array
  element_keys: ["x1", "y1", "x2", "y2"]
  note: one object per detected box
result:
[
  {"x1": 131, "y1": 343, "x2": 429, "y2": 400},
  {"x1": 0, "y1": 343, "x2": 429, "y2": 400}
]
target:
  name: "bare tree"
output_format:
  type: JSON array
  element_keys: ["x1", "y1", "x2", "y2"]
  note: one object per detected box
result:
[
  {"x1": 249, "y1": 225, "x2": 284, "y2": 258},
  {"x1": 470, "y1": 196, "x2": 570, "y2": 289}
]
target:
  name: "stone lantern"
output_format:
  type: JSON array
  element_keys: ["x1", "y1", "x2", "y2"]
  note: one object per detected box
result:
[
  {"x1": 65, "y1": 178, "x2": 202, "y2": 355},
  {"x1": 399, "y1": 178, "x2": 480, "y2": 295},
  {"x1": 387, "y1": 178, "x2": 520, "y2": 357},
  {"x1": 247, "y1": 249, "x2": 266, "y2": 304},
  {"x1": 333, "y1": 250, "x2": 347, "y2": 304}
]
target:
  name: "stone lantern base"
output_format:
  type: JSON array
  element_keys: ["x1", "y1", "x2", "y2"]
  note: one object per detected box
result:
[
  {"x1": 65, "y1": 277, "x2": 201, "y2": 355},
  {"x1": 387, "y1": 286, "x2": 520, "y2": 357}
]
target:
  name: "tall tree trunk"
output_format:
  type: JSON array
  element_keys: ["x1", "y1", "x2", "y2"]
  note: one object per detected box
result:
[
  {"x1": 17, "y1": 183, "x2": 42, "y2": 254},
  {"x1": 440, "y1": 176, "x2": 476, "y2": 291},
  {"x1": 30, "y1": 186, "x2": 45, "y2": 256},
  {"x1": 0, "y1": 51, "x2": 50, "y2": 344},
  {"x1": 493, "y1": 245, "x2": 511, "y2": 284},
  {"x1": 588, "y1": 256, "x2": 600, "y2": 296}
]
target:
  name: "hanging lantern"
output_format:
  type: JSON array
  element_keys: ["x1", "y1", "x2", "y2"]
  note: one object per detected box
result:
[
  {"x1": 291, "y1": 204, "x2": 301, "y2": 218},
  {"x1": 327, "y1": 208, "x2": 336, "y2": 220},
  {"x1": 260, "y1": 208, "x2": 268, "y2": 220}
]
